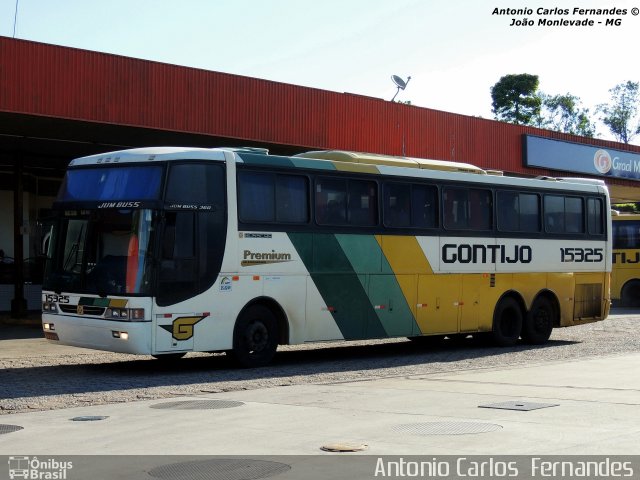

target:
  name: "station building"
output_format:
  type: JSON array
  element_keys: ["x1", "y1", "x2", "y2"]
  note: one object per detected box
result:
[{"x1": 2, "y1": 35, "x2": 640, "y2": 315}]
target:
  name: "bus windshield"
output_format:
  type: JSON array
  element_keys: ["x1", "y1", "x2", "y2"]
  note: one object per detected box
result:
[
  {"x1": 43, "y1": 209, "x2": 158, "y2": 296},
  {"x1": 57, "y1": 165, "x2": 163, "y2": 202}
]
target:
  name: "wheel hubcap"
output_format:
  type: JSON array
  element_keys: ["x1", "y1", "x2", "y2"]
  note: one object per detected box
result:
[{"x1": 246, "y1": 321, "x2": 268, "y2": 352}]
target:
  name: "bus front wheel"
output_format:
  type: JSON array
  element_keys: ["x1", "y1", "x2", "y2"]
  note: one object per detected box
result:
[
  {"x1": 522, "y1": 296, "x2": 555, "y2": 345},
  {"x1": 491, "y1": 297, "x2": 523, "y2": 347},
  {"x1": 231, "y1": 305, "x2": 278, "y2": 368}
]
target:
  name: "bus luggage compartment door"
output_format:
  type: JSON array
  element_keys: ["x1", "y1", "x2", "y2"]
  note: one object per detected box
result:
[{"x1": 155, "y1": 312, "x2": 205, "y2": 352}]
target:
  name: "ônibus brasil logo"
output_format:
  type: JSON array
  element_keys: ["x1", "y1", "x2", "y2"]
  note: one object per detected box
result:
[
  {"x1": 594, "y1": 149, "x2": 612, "y2": 174},
  {"x1": 8, "y1": 456, "x2": 73, "y2": 479}
]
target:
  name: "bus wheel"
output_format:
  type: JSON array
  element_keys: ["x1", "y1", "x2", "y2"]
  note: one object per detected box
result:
[
  {"x1": 621, "y1": 281, "x2": 640, "y2": 307},
  {"x1": 522, "y1": 296, "x2": 555, "y2": 345},
  {"x1": 491, "y1": 297, "x2": 523, "y2": 347},
  {"x1": 231, "y1": 305, "x2": 278, "y2": 368}
]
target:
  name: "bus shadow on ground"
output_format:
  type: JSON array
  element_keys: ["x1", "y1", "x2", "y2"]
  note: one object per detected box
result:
[{"x1": 1, "y1": 338, "x2": 578, "y2": 400}]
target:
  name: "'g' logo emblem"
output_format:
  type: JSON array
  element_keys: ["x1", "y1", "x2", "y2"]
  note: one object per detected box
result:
[
  {"x1": 159, "y1": 314, "x2": 209, "y2": 341},
  {"x1": 77, "y1": 305, "x2": 84, "y2": 315}
]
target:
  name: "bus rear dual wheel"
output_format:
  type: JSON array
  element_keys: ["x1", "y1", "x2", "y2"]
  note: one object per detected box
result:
[{"x1": 491, "y1": 296, "x2": 554, "y2": 347}]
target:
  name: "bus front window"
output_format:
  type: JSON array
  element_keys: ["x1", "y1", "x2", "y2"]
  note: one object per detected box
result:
[{"x1": 44, "y1": 209, "x2": 157, "y2": 296}]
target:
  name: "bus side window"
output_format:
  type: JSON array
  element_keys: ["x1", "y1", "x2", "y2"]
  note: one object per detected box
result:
[
  {"x1": 276, "y1": 175, "x2": 309, "y2": 223},
  {"x1": 587, "y1": 198, "x2": 604, "y2": 235},
  {"x1": 238, "y1": 171, "x2": 275, "y2": 223},
  {"x1": 565, "y1": 197, "x2": 584, "y2": 233},
  {"x1": 384, "y1": 182, "x2": 411, "y2": 227},
  {"x1": 444, "y1": 187, "x2": 491, "y2": 230},
  {"x1": 348, "y1": 180, "x2": 377, "y2": 226},
  {"x1": 544, "y1": 195, "x2": 564, "y2": 233},
  {"x1": 316, "y1": 178, "x2": 347, "y2": 225},
  {"x1": 412, "y1": 184, "x2": 437, "y2": 228}
]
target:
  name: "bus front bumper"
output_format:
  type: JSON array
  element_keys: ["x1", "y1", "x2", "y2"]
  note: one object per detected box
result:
[{"x1": 42, "y1": 313, "x2": 152, "y2": 355}]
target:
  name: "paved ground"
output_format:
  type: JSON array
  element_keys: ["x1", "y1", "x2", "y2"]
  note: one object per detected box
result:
[
  {"x1": 0, "y1": 310, "x2": 639, "y2": 462},
  {"x1": 1, "y1": 351, "x2": 639, "y2": 457}
]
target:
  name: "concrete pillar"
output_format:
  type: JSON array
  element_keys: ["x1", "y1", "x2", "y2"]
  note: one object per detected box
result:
[{"x1": 11, "y1": 157, "x2": 27, "y2": 318}]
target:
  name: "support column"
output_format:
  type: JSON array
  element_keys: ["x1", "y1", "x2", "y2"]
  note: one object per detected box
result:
[{"x1": 11, "y1": 157, "x2": 27, "y2": 318}]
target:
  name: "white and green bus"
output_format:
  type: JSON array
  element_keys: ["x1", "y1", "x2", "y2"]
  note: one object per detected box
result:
[{"x1": 41, "y1": 147, "x2": 611, "y2": 367}]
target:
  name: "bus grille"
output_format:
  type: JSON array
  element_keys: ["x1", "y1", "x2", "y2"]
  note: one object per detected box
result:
[{"x1": 59, "y1": 305, "x2": 106, "y2": 316}]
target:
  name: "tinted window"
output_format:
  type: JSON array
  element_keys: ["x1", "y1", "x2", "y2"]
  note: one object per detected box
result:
[
  {"x1": 497, "y1": 191, "x2": 540, "y2": 233},
  {"x1": 566, "y1": 197, "x2": 584, "y2": 233},
  {"x1": 348, "y1": 180, "x2": 377, "y2": 226},
  {"x1": 544, "y1": 195, "x2": 565, "y2": 233},
  {"x1": 238, "y1": 171, "x2": 309, "y2": 224},
  {"x1": 238, "y1": 171, "x2": 275, "y2": 222},
  {"x1": 384, "y1": 183, "x2": 411, "y2": 227},
  {"x1": 276, "y1": 175, "x2": 309, "y2": 223},
  {"x1": 316, "y1": 178, "x2": 347, "y2": 225},
  {"x1": 158, "y1": 211, "x2": 197, "y2": 304},
  {"x1": 613, "y1": 220, "x2": 640, "y2": 249},
  {"x1": 384, "y1": 183, "x2": 437, "y2": 228},
  {"x1": 443, "y1": 187, "x2": 492, "y2": 230},
  {"x1": 166, "y1": 163, "x2": 225, "y2": 205},
  {"x1": 545, "y1": 195, "x2": 584, "y2": 234},
  {"x1": 58, "y1": 166, "x2": 163, "y2": 202},
  {"x1": 412, "y1": 185, "x2": 438, "y2": 228},
  {"x1": 316, "y1": 178, "x2": 377, "y2": 227},
  {"x1": 587, "y1": 198, "x2": 604, "y2": 235}
]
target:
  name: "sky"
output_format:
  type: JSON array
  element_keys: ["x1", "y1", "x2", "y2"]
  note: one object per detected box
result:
[{"x1": 1, "y1": 0, "x2": 639, "y2": 142}]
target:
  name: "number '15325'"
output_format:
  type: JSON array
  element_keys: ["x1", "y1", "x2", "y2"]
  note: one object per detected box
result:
[{"x1": 560, "y1": 247, "x2": 603, "y2": 263}]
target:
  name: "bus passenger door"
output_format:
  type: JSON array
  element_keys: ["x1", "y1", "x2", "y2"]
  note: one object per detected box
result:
[{"x1": 417, "y1": 274, "x2": 461, "y2": 335}]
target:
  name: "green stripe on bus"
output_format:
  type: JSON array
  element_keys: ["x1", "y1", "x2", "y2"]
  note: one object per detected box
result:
[
  {"x1": 237, "y1": 153, "x2": 295, "y2": 168},
  {"x1": 287, "y1": 232, "x2": 387, "y2": 340},
  {"x1": 336, "y1": 234, "x2": 419, "y2": 337}
]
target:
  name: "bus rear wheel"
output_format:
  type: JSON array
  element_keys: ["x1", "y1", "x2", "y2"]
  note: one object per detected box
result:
[
  {"x1": 491, "y1": 297, "x2": 522, "y2": 347},
  {"x1": 522, "y1": 296, "x2": 555, "y2": 345},
  {"x1": 231, "y1": 305, "x2": 278, "y2": 368}
]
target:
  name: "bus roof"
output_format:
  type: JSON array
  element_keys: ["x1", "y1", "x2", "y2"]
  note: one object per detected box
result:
[
  {"x1": 68, "y1": 146, "x2": 609, "y2": 195},
  {"x1": 294, "y1": 150, "x2": 486, "y2": 174}
]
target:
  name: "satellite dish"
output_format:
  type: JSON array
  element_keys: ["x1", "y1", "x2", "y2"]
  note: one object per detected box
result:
[
  {"x1": 391, "y1": 75, "x2": 411, "y2": 101},
  {"x1": 391, "y1": 75, "x2": 407, "y2": 90}
]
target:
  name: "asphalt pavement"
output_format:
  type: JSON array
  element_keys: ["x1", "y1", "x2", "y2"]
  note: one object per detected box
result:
[{"x1": 1, "y1": 316, "x2": 639, "y2": 457}]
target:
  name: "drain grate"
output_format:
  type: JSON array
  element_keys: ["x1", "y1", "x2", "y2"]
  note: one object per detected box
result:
[
  {"x1": 150, "y1": 400, "x2": 244, "y2": 410},
  {"x1": 148, "y1": 458, "x2": 291, "y2": 480},
  {"x1": 0, "y1": 424, "x2": 23, "y2": 435},
  {"x1": 70, "y1": 416, "x2": 109, "y2": 421},
  {"x1": 393, "y1": 421, "x2": 502, "y2": 435},
  {"x1": 479, "y1": 401, "x2": 559, "y2": 411}
]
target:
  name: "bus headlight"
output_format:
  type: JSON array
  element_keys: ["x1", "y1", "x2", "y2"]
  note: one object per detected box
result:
[
  {"x1": 42, "y1": 302, "x2": 58, "y2": 313},
  {"x1": 105, "y1": 308, "x2": 145, "y2": 321}
]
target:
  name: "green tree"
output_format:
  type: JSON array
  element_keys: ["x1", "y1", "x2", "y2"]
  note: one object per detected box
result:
[
  {"x1": 490, "y1": 74, "x2": 541, "y2": 125},
  {"x1": 597, "y1": 80, "x2": 640, "y2": 144},
  {"x1": 539, "y1": 93, "x2": 595, "y2": 137}
]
